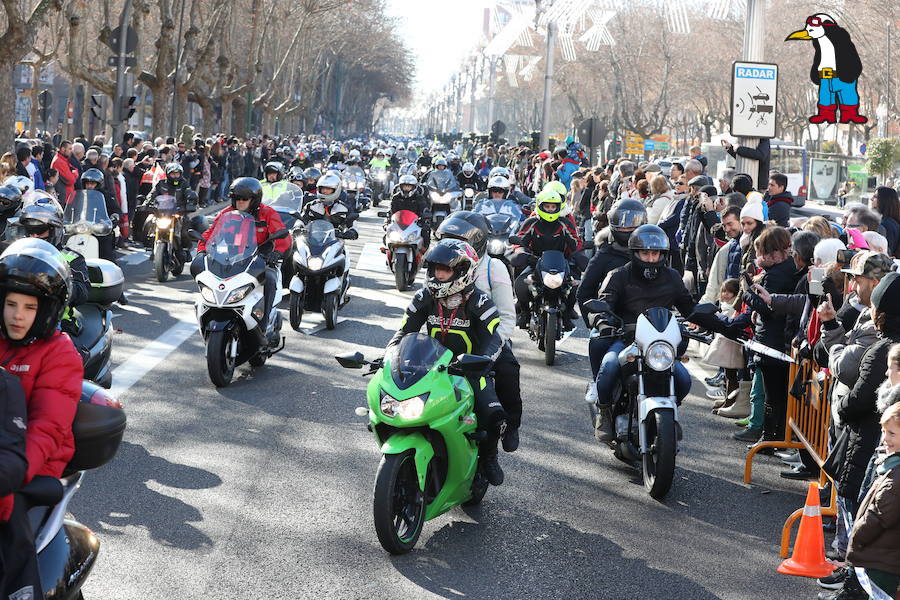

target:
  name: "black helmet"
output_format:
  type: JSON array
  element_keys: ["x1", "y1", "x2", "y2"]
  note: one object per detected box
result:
[
  {"x1": 229, "y1": 177, "x2": 264, "y2": 215},
  {"x1": 627, "y1": 224, "x2": 669, "y2": 280},
  {"x1": 423, "y1": 239, "x2": 479, "y2": 300},
  {"x1": 0, "y1": 185, "x2": 23, "y2": 217},
  {"x1": 435, "y1": 211, "x2": 489, "y2": 258},
  {"x1": 607, "y1": 198, "x2": 647, "y2": 246},
  {"x1": 19, "y1": 200, "x2": 65, "y2": 248},
  {"x1": 165, "y1": 162, "x2": 184, "y2": 187},
  {"x1": 81, "y1": 168, "x2": 105, "y2": 187},
  {"x1": 0, "y1": 238, "x2": 71, "y2": 345}
]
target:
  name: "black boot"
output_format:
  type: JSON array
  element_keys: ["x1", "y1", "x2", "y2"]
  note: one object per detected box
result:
[
  {"x1": 481, "y1": 434, "x2": 504, "y2": 486},
  {"x1": 515, "y1": 310, "x2": 529, "y2": 329},
  {"x1": 502, "y1": 426, "x2": 519, "y2": 452},
  {"x1": 595, "y1": 405, "x2": 614, "y2": 443}
]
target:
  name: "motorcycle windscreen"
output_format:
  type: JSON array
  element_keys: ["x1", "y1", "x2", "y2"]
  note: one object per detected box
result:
[
  {"x1": 536, "y1": 250, "x2": 569, "y2": 275},
  {"x1": 392, "y1": 210, "x2": 419, "y2": 227},
  {"x1": 473, "y1": 199, "x2": 499, "y2": 215},
  {"x1": 64, "y1": 190, "x2": 112, "y2": 234},
  {"x1": 269, "y1": 191, "x2": 304, "y2": 212},
  {"x1": 154, "y1": 193, "x2": 177, "y2": 215},
  {"x1": 485, "y1": 214, "x2": 514, "y2": 236},
  {"x1": 387, "y1": 333, "x2": 451, "y2": 390},
  {"x1": 206, "y1": 211, "x2": 258, "y2": 277},
  {"x1": 498, "y1": 200, "x2": 523, "y2": 219},
  {"x1": 303, "y1": 219, "x2": 338, "y2": 253}
]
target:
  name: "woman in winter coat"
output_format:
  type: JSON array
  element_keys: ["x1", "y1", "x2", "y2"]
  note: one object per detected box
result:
[
  {"x1": 870, "y1": 186, "x2": 900, "y2": 257},
  {"x1": 645, "y1": 174, "x2": 676, "y2": 225}
]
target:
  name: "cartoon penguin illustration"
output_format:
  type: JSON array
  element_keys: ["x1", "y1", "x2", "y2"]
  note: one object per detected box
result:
[{"x1": 785, "y1": 13, "x2": 867, "y2": 125}]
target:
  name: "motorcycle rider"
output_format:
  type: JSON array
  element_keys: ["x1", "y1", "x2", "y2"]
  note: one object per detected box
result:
[
  {"x1": 79, "y1": 168, "x2": 120, "y2": 262},
  {"x1": 389, "y1": 174, "x2": 431, "y2": 247},
  {"x1": 302, "y1": 167, "x2": 322, "y2": 195},
  {"x1": 512, "y1": 189, "x2": 581, "y2": 330},
  {"x1": 287, "y1": 166, "x2": 306, "y2": 187},
  {"x1": 309, "y1": 142, "x2": 328, "y2": 165},
  {"x1": 416, "y1": 147, "x2": 432, "y2": 170},
  {"x1": 0, "y1": 185, "x2": 23, "y2": 237},
  {"x1": 388, "y1": 238, "x2": 507, "y2": 484},
  {"x1": 577, "y1": 199, "x2": 647, "y2": 375},
  {"x1": 259, "y1": 161, "x2": 293, "y2": 204},
  {"x1": 138, "y1": 162, "x2": 195, "y2": 263},
  {"x1": 0, "y1": 238, "x2": 83, "y2": 600},
  {"x1": 591, "y1": 224, "x2": 724, "y2": 440},
  {"x1": 301, "y1": 173, "x2": 356, "y2": 227},
  {"x1": 457, "y1": 162, "x2": 485, "y2": 191},
  {"x1": 435, "y1": 212, "x2": 521, "y2": 452},
  {"x1": 195, "y1": 178, "x2": 290, "y2": 335},
  {"x1": 327, "y1": 144, "x2": 345, "y2": 166},
  {"x1": 423, "y1": 157, "x2": 460, "y2": 193},
  {"x1": 368, "y1": 150, "x2": 391, "y2": 170}
]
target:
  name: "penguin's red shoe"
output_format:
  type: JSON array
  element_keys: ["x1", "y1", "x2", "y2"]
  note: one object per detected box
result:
[
  {"x1": 839, "y1": 105, "x2": 868, "y2": 124},
  {"x1": 809, "y1": 104, "x2": 837, "y2": 124}
]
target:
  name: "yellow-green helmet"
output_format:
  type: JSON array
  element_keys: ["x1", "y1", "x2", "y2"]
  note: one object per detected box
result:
[
  {"x1": 535, "y1": 189, "x2": 563, "y2": 222},
  {"x1": 543, "y1": 180, "x2": 568, "y2": 198}
]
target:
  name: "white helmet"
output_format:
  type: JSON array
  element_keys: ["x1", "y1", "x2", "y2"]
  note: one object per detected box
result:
[
  {"x1": 316, "y1": 172, "x2": 342, "y2": 205},
  {"x1": 462, "y1": 162, "x2": 475, "y2": 176},
  {"x1": 487, "y1": 175, "x2": 511, "y2": 193}
]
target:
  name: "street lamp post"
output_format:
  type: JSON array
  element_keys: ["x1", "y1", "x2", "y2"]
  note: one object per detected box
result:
[
  {"x1": 538, "y1": 19, "x2": 556, "y2": 150},
  {"x1": 168, "y1": 0, "x2": 187, "y2": 137},
  {"x1": 877, "y1": 102, "x2": 888, "y2": 139}
]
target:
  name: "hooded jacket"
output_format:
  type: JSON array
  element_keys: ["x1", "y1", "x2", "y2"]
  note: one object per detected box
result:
[{"x1": 846, "y1": 451, "x2": 900, "y2": 574}]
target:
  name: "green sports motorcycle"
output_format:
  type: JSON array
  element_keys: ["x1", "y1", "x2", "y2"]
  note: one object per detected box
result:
[{"x1": 336, "y1": 333, "x2": 493, "y2": 554}]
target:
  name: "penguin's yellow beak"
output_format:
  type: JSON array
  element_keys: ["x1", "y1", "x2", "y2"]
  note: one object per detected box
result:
[{"x1": 785, "y1": 29, "x2": 813, "y2": 41}]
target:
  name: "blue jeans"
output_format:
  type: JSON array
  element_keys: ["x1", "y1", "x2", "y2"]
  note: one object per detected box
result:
[
  {"x1": 594, "y1": 340, "x2": 691, "y2": 405},
  {"x1": 818, "y1": 77, "x2": 860, "y2": 106}
]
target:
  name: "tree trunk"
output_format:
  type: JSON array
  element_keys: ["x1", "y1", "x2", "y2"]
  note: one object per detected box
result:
[
  {"x1": 0, "y1": 61, "x2": 17, "y2": 149},
  {"x1": 233, "y1": 97, "x2": 246, "y2": 136},
  {"x1": 149, "y1": 82, "x2": 168, "y2": 140}
]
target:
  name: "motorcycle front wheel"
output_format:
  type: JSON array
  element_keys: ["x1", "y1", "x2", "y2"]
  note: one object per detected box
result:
[
  {"x1": 394, "y1": 253, "x2": 408, "y2": 291},
  {"x1": 544, "y1": 312, "x2": 557, "y2": 366},
  {"x1": 289, "y1": 290, "x2": 304, "y2": 331},
  {"x1": 643, "y1": 409, "x2": 676, "y2": 499},
  {"x1": 154, "y1": 241, "x2": 169, "y2": 282},
  {"x1": 206, "y1": 329, "x2": 236, "y2": 387},
  {"x1": 323, "y1": 292, "x2": 338, "y2": 330},
  {"x1": 373, "y1": 451, "x2": 425, "y2": 554}
]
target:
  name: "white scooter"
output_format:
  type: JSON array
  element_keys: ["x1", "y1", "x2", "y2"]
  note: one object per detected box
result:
[
  {"x1": 191, "y1": 211, "x2": 289, "y2": 387},
  {"x1": 63, "y1": 190, "x2": 114, "y2": 259}
]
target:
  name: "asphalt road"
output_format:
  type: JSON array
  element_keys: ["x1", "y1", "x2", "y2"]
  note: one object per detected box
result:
[{"x1": 74, "y1": 204, "x2": 821, "y2": 599}]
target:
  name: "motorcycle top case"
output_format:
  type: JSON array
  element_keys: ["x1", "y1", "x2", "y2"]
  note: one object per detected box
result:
[
  {"x1": 66, "y1": 383, "x2": 126, "y2": 473},
  {"x1": 85, "y1": 258, "x2": 125, "y2": 305}
]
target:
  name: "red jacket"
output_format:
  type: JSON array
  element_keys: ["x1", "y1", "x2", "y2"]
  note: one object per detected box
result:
[
  {"x1": 197, "y1": 205, "x2": 290, "y2": 254},
  {"x1": 51, "y1": 152, "x2": 79, "y2": 204},
  {"x1": 0, "y1": 331, "x2": 82, "y2": 520}
]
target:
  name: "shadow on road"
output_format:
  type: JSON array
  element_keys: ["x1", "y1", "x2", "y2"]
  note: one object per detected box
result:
[
  {"x1": 73, "y1": 441, "x2": 222, "y2": 550},
  {"x1": 390, "y1": 506, "x2": 720, "y2": 600}
]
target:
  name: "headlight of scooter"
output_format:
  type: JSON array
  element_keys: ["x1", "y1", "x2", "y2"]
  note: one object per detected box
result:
[
  {"x1": 199, "y1": 283, "x2": 216, "y2": 304},
  {"x1": 542, "y1": 272, "x2": 564, "y2": 289},
  {"x1": 387, "y1": 231, "x2": 405, "y2": 244},
  {"x1": 380, "y1": 392, "x2": 426, "y2": 419},
  {"x1": 307, "y1": 257, "x2": 324, "y2": 271},
  {"x1": 645, "y1": 341, "x2": 675, "y2": 371},
  {"x1": 156, "y1": 216, "x2": 172, "y2": 229},
  {"x1": 224, "y1": 283, "x2": 254, "y2": 305},
  {"x1": 488, "y1": 239, "x2": 506, "y2": 255},
  {"x1": 74, "y1": 222, "x2": 91, "y2": 234}
]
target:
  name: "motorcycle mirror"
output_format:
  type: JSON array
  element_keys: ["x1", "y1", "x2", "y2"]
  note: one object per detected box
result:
[
  {"x1": 270, "y1": 228, "x2": 290, "y2": 240},
  {"x1": 583, "y1": 299, "x2": 611, "y2": 315},
  {"x1": 187, "y1": 229, "x2": 203, "y2": 242},
  {"x1": 377, "y1": 211, "x2": 389, "y2": 218},
  {"x1": 344, "y1": 229, "x2": 359, "y2": 240},
  {"x1": 335, "y1": 352, "x2": 367, "y2": 369}
]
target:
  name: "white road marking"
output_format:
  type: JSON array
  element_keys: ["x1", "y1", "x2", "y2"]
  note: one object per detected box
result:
[
  {"x1": 119, "y1": 251, "x2": 150, "y2": 265},
  {"x1": 301, "y1": 316, "x2": 347, "y2": 336},
  {"x1": 348, "y1": 286, "x2": 413, "y2": 308},
  {"x1": 109, "y1": 320, "x2": 197, "y2": 398},
  {"x1": 355, "y1": 242, "x2": 388, "y2": 272}
]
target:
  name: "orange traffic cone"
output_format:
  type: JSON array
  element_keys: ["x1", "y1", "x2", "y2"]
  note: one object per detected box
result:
[{"x1": 778, "y1": 482, "x2": 838, "y2": 578}]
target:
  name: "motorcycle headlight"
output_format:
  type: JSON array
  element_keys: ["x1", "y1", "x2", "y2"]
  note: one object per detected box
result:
[
  {"x1": 645, "y1": 341, "x2": 675, "y2": 371},
  {"x1": 380, "y1": 392, "x2": 426, "y2": 419},
  {"x1": 199, "y1": 283, "x2": 216, "y2": 304},
  {"x1": 377, "y1": 173, "x2": 387, "y2": 181},
  {"x1": 225, "y1": 283, "x2": 254, "y2": 305},
  {"x1": 156, "y1": 216, "x2": 173, "y2": 229},
  {"x1": 488, "y1": 239, "x2": 506, "y2": 255},
  {"x1": 430, "y1": 191, "x2": 440, "y2": 201},
  {"x1": 542, "y1": 272, "x2": 564, "y2": 289},
  {"x1": 74, "y1": 222, "x2": 91, "y2": 234},
  {"x1": 387, "y1": 231, "x2": 405, "y2": 244},
  {"x1": 307, "y1": 257, "x2": 324, "y2": 271},
  {"x1": 465, "y1": 188, "x2": 474, "y2": 197}
]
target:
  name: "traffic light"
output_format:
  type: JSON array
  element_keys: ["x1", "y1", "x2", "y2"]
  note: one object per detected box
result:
[
  {"x1": 90, "y1": 94, "x2": 104, "y2": 120},
  {"x1": 118, "y1": 95, "x2": 136, "y2": 122},
  {"x1": 38, "y1": 90, "x2": 52, "y2": 126}
]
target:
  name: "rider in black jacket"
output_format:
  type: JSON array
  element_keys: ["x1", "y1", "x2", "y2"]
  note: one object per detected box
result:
[
  {"x1": 591, "y1": 224, "x2": 724, "y2": 440},
  {"x1": 576, "y1": 199, "x2": 646, "y2": 375},
  {"x1": 388, "y1": 239, "x2": 507, "y2": 485},
  {"x1": 389, "y1": 174, "x2": 431, "y2": 247},
  {"x1": 457, "y1": 162, "x2": 485, "y2": 191}
]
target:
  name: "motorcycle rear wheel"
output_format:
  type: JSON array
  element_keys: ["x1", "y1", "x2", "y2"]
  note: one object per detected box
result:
[
  {"x1": 394, "y1": 253, "x2": 408, "y2": 291},
  {"x1": 206, "y1": 329, "x2": 236, "y2": 387},
  {"x1": 373, "y1": 451, "x2": 425, "y2": 554},
  {"x1": 154, "y1": 241, "x2": 169, "y2": 283},
  {"x1": 544, "y1": 312, "x2": 557, "y2": 366},
  {"x1": 643, "y1": 409, "x2": 676, "y2": 499}
]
